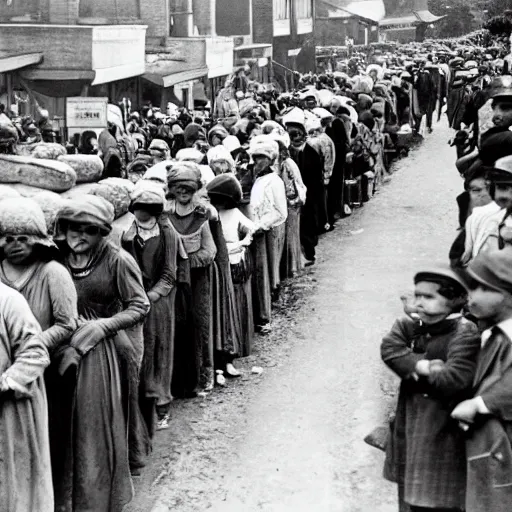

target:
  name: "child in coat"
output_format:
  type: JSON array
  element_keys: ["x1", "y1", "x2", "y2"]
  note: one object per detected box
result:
[
  {"x1": 452, "y1": 246, "x2": 512, "y2": 512},
  {"x1": 381, "y1": 266, "x2": 480, "y2": 512}
]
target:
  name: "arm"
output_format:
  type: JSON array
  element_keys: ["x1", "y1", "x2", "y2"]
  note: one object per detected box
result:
[
  {"x1": 323, "y1": 135, "x2": 336, "y2": 184},
  {"x1": 426, "y1": 325, "x2": 480, "y2": 398},
  {"x1": 480, "y1": 366, "x2": 512, "y2": 422},
  {"x1": 285, "y1": 158, "x2": 307, "y2": 205},
  {"x1": 1, "y1": 292, "x2": 49, "y2": 398},
  {"x1": 189, "y1": 221, "x2": 217, "y2": 268},
  {"x1": 42, "y1": 262, "x2": 78, "y2": 353},
  {"x1": 258, "y1": 176, "x2": 288, "y2": 231},
  {"x1": 381, "y1": 317, "x2": 423, "y2": 379},
  {"x1": 148, "y1": 225, "x2": 177, "y2": 300}
]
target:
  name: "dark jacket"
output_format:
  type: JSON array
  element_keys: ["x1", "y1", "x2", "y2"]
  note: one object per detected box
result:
[
  {"x1": 381, "y1": 315, "x2": 480, "y2": 509},
  {"x1": 466, "y1": 327, "x2": 512, "y2": 512}
]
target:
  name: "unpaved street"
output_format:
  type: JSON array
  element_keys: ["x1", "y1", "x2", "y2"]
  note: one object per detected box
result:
[{"x1": 127, "y1": 120, "x2": 461, "y2": 512}]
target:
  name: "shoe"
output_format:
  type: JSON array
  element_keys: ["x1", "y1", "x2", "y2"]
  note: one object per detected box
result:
[
  {"x1": 256, "y1": 323, "x2": 272, "y2": 335},
  {"x1": 203, "y1": 367, "x2": 215, "y2": 392},
  {"x1": 305, "y1": 258, "x2": 316, "y2": 267},
  {"x1": 156, "y1": 413, "x2": 170, "y2": 430},
  {"x1": 225, "y1": 363, "x2": 242, "y2": 378},
  {"x1": 216, "y1": 370, "x2": 227, "y2": 387}
]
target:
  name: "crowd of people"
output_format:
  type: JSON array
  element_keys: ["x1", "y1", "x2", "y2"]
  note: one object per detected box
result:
[
  {"x1": 374, "y1": 33, "x2": 512, "y2": 512},
  {"x1": 2, "y1": 27, "x2": 512, "y2": 512}
]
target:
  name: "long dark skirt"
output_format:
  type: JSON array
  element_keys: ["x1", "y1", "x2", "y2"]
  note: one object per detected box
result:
[
  {"x1": 281, "y1": 205, "x2": 303, "y2": 279},
  {"x1": 171, "y1": 282, "x2": 199, "y2": 398},
  {"x1": 251, "y1": 231, "x2": 272, "y2": 325},
  {"x1": 266, "y1": 223, "x2": 286, "y2": 291},
  {"x1": 51, "y1": 338, "x2": 133, "y2": 512},
  {"x1": 191, "y1": 266, "x2": 214, "y2": 388},
  {"x1": 231, "y1": 252, "x2": 254, "y2": 357},
  {"x1": 139, "y1": 290, "x2": 176, "y2": 436}
]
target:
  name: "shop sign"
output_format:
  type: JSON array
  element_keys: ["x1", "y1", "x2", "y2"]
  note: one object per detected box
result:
[{"x1": 66, "y1": 97, "x2": 108, "y2": 129}]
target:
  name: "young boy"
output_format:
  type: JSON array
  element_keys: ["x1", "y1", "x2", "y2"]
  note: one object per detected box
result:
[
  {"x1": 451, "y1": 246, "x2": 512, "y2": 512},
  {"x1": 381, "y1": 266, "x2": 480, "y2": 512}
]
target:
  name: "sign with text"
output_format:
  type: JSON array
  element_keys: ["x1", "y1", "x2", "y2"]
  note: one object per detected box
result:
[{"x1": 66, "y1": 97, "x2": 108, "y2": 129}]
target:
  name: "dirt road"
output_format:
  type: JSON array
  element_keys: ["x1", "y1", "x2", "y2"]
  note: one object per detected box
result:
[{"x1": 127, "y1": 121, "x2": 461, "y2": 512}]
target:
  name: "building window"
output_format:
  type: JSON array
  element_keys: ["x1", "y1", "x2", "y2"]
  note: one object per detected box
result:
[
  {"x1": 274, "y1": 0, "x2": 291, "y2": 36},
  {"x1": 274, "y1": 0, "x2": 290, "y2": 21},
  {"x1": 296, "y1": 0, "x2": 312, "y2": 19}
]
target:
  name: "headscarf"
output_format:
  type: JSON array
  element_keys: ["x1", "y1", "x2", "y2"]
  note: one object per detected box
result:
[
  {"x1": 56, "y1": 195, "x2": 115, "y2": 236},
  {"x1": 248, "y1": 136, "x2": 279, "y2": 161},
  {"x1": 223, "y1": 135, "x2": 242, "y2": 153},
  {"x1": 143, "y1": 161, "x2": 173, "y2": 185},
  {"x1": 167, "y1": 161, "x2": 203, "y2": 191},
  {"x1": 183, "y1": 123, "x2": 206, "y2": 148},
  {"x1": 208, "y1": 125, "x2": 229, "y2": 145},
  {"x1": 131, "y1": 179, "x2": 166, "y2": 207},
  {"x1": 0, "y1": 197, "x2": 57, "y2": 249},
  {"x1": 207, "y1": 145, "x2": 235, "y2": 169},
  {"x1": 206, "y1": 173, "x2": 243, "y2": 205},
  {"x1": 176, "y1": 148, "x2": 205, "y2": 164}
]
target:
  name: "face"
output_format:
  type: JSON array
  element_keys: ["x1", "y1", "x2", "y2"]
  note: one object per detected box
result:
[
  {"x1": 253, "y1": 155, "x2": 272, "y2": 174},
  {"x1": 211, "y1": 161, "x2": 231, "y2": 175},
  {"x1": 413, "y1": 281, "x2": 455, "y2": 325},
  {"x1": 492, "y1": 100, "x2": 512, "y2": 128},
  {"x1": 3, "y1": 235, "x2": 33, "y2": 264},
  {"x1": 468, "y1": 177, "x2": 492, "y2": 208},
  {"x1": 287, "y1": 127, "x2": 306, "y2": 148},
  {"x1": 211, "y1": 135, "x2": 222, "y2": 147},
  {"x1": 65, "y1": 222, "x2": 102, "y2": 254},
  {"x1": 468, "y1": 283, "x2": 507, "y2": 322},
  {"x1": 305, "y1": 98, "x2": 317, "y2": 110},
  {"x1": 494, "y1": 183, "x2": 512, "y2": 210},
  {"x1": 133, "y1": 208, "x2": 153, "y2": 223},
  {"x1": 174, "y1": 185, "x2": 195, "y2": 205}
]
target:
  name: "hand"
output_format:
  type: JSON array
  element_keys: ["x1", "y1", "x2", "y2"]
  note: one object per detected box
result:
[
  {"x1": 415, "y1": 359, "x2": 430, "y2": 377},
  {"x1": 429, "y1": 359, "x2": 446, "y2": 374},
  {"x1": 451, "y1": 399, "x2": 480, "y2": 424},
  {"x1": 0, "y1": 375, "x2": 10, "y2": 393},
  {"x1": 70, "y1": 320, "x2": 107, "y2": 356},
  {"x1": 56, "y1": 346, "x2": 81, "y2": 376},
  {"x1": 147, "y1": 291, "x2": 160, "y2": 303}
]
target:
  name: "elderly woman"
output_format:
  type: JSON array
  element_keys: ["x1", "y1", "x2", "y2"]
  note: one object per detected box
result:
[
  {"x1": 248, "y1": 136, "x2": 288, "y2": 332},
  {"x1": 122, "y1": 180, "x2": 181, "y2": 433},
  {"x1": 54, "y1": 195, "x2": 150, "y2": 512},
  {"x1": 207, "y1": 174, "x2": 255, "y2": 358},
  {"x1": 167, "y1": 162, "x2": 217, "y2": 391},
  {"x1": 0, "y1": 283, "x2": 53, "y2": 512}
]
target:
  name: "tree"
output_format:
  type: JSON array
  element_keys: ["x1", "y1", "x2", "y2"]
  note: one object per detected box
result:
[
  {"x1": 428, "y1": 0, "x2": 476, "y2": 37},
  {"x1": 475, "y1": 0, "x2": 512, "y2": 18}
]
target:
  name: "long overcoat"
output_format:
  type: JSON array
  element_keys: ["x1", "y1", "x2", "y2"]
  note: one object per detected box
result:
[
  {"x1": 465, "y1": 328, "x2": 512, "y2": 512},
  {"x1": 381, "y1": 315, "x2": 480, "y2": 509}
]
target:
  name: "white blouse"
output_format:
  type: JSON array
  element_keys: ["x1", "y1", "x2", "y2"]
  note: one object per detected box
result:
[{"x1": 249, "y1": 172, "x2": 288, "y2": 231}]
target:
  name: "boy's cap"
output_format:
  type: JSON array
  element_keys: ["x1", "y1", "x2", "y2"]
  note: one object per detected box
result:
[
  {"x1": 467, "y1": 247, "x2": 512, "y2": 295},
  {"x1": 414, "y1": 265, "x2": 468, "y2": 292}
]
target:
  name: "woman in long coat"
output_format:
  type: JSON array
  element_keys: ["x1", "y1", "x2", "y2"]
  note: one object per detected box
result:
[
  {"x1": 122, "y1": 180, "x2": 181, "y2": 433},
  {"x1": 0, "y1": 283, "x2": 52, "y2": 512},
  {"x1": 54, "y1": 195, "x2": 150, "y2": 512},
  {"x1": 381, "y1": 269, "x2": 480, "y2": 512},
  {"x1": 0, "y1": 198, "x2": 78, "y2": 502},
  {"x1": 167, "y1": 162, "x2": 217, "y2": 391}
]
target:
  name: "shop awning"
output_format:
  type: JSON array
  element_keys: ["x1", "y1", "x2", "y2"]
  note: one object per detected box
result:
[
  {"x1": 414, "y1": 10, "x2": 445, "y2": 24},
  {"x1": 380, "y1": 15, "x2": 418, "y2": 27},
  {"x1": 143, "y1": 56, "x2": 208, "y2": 88},
  {"x1": 0, "y1": 51, "x2": 43, "y2": 73},
  {"x1": 319, "y1": 0, "x2": 385, "y2": 23}
]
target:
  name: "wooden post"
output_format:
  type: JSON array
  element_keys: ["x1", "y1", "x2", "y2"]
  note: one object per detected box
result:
[{"x1": 6, "y1": 73, "x2": 12, "y2": 113}]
